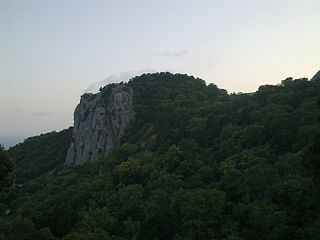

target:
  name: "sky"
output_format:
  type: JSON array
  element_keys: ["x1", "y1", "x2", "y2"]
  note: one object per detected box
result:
[{"x1": 1, "y1": 0, "x2": 319, "y2": 148}]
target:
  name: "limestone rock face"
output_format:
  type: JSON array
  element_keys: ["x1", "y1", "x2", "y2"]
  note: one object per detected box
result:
[
  {"x1": 311, "y1": 70, "x2": 320, "y2": 81},
  {"x1": 65, "y1": 85, "x2": 134, "y2": 166}
]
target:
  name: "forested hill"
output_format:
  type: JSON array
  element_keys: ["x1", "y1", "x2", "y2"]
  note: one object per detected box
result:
[
  {"x1": 8, "y1": 128, "x2": 72, "y2": 183},
  {"x1": 1, "y1": 72, "x2": 320, "y2": 240}
]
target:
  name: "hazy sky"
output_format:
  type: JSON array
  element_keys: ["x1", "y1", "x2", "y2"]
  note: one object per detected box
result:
[{"x1": 1, "y1": 0, "x2": 319, "y2": 147}]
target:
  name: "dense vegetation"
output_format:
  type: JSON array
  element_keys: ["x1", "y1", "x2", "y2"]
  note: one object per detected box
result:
[
  {"x1": 8, "y1": 128, "x2": 72, "y2": 183},
  {"x1": 1, "y1": 72, "x2": 320, "y2": 240},
  {"x1": 0, "y1": 146, "x2": 14, "y2": 192}
]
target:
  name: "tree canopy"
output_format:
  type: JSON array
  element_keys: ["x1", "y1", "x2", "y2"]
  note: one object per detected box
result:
[{"x1": 1, "y1": 72, "x2": 320, "y2": 240}]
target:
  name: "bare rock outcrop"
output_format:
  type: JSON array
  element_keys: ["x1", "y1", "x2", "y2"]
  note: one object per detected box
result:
[
  {"x1": 311, "y1": 70, "x2": 320, "y2": 81},
  {"x1": 65, "y1": 85, "x2": 134, "y2": 166}
]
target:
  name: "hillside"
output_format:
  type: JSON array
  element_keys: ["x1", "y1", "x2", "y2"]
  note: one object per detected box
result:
[
  {"x1": 8, "y1": 128, "x2": 73, "y2": 183},
  {"x1": 1, "y1": 72, "x2": 320, "y2": 240}
]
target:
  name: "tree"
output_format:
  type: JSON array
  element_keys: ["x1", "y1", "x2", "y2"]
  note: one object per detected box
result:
[
  {"x1": 172, "y1": 188, "x2": 225, "y2": 239},
  {"x1": 0, "y1": 145, "x2": 14, "y2": 192}
]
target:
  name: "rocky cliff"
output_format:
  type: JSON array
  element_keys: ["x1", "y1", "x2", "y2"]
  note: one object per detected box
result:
[
  {"x1": 311, "y1": 70, "x2": 320, "y2": 81},
  {"x1": 65, "y1": 85, "x2": 135, "y2": 166}
]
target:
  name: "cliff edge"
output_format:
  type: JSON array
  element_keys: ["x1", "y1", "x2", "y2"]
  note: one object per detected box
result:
[
  {"x1": 311, "y1": 70, "x2": 320, "y2": 81},
  {"x1": 65, "y1": 84, "x2": 134, "y2": 166}
]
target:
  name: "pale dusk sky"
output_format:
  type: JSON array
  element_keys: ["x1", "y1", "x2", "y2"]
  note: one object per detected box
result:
[{"x1": 1, "y1": 0, "x2": 319, "y2": 147}]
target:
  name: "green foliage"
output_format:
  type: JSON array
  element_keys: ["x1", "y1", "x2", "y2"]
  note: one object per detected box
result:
[
  {"x1": 172, "y1": 188, "x2": 225, "y2": 239},
  {"x1": 8, "y1": 128, "x2": 72, "y2": 183},
  {"x1": 1, "y1": 73, "x2": 320, "y2": 239},
  {"x1": 0, "y1": 145, "x2": 15, "y2": 192}
]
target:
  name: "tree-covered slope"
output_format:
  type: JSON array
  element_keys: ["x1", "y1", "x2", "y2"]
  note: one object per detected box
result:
[
  {"x1": 0, "y1": 146, "x2": 14, "y2": 193},
  {"x1": 8, "y1": 128, "x2": 73, "y2": 183},
  {"x1": 1, "y1": 73, "x2": 320, "y2": 240}
]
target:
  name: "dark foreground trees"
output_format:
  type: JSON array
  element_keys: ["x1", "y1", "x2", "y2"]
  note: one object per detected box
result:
[{"x1": 0, "y1": 146, "x2": 14, "y2": 192}]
